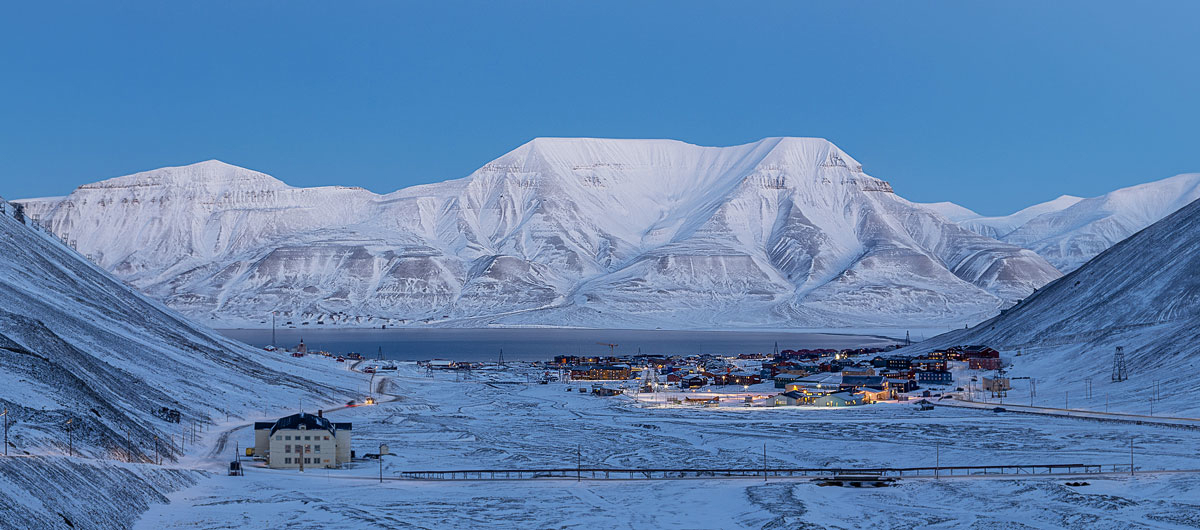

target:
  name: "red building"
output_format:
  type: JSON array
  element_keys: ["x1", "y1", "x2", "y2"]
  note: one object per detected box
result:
[{"x1": 968, "y1": 357, "x2": 1002, "y2": 370}]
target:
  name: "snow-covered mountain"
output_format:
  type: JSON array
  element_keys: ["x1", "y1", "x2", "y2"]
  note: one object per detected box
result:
[
  {"x1": 956, "y1": 174, "x2": 1200, "y2": 272},
  {"x1": 0, "y1": 194, "x2": 358, "y2": 461},
  {"x1": 957, "y1": 195, "x2": 1083, "y2": 239},
  {"x1": 912, "y1": 195, "x2": 1200, "y2": 415},
  {"x1": 0, "y1": 194, "x2": 365, "y2": 527},
  {"x1": 18, "y1": 138, "x2": 1062, "y2": 329},
  {"x1": 915, "y1": 201, "x2": 981, "y2": 223}
]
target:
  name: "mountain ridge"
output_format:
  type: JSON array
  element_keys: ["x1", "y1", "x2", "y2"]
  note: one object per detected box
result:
[{"x1": 17, "y1": 138, "x2": 1061, "y2": 329}]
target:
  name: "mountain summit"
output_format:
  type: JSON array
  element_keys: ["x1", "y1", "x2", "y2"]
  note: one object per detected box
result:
[{"x1": 18, "y1": 138, "x2": 1060, "y2": 329}]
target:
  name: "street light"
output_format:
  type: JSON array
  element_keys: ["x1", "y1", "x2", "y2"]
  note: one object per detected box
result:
[{"x1": 65, "y1": 418, "x2": 73, "y2": 457}]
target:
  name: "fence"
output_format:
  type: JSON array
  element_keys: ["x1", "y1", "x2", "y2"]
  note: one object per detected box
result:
[{"x1": 397, "y1": 463, "x2": 1124, "y2": 481}]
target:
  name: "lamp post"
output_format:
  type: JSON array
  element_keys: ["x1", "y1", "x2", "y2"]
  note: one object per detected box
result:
[
  {"x1": 2, "y1": 408, "x2": 7, "y2": 456},
  {"x1": 66, "y1": 418, "x2": 73, "y2": 457},
  {"x1": 379, "y1": 444, "x2": 384, "y2": 484}
]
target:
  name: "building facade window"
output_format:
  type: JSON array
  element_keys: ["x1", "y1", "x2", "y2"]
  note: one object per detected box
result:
[
  {"x1": 285, "y1": 458, "x2": 291, "y2": 464},
  {"x1": 314, "y1": 445, "x2": 321, "y2": 453}
]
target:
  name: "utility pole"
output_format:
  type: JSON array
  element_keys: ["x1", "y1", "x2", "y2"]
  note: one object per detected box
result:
[
  {"x1": 2, "y1": 408, "x2": 7, "y2": 456},
  {"x1": 576, "y1": 444, "x2": 582, "y2": 482},
  {"x1": 935, "y1": 440, "x2": 940, "y2": 480},
  {"x1": 66, "y1": 418, "x2": 73, "y2": 457},
  {"x1": 1130, "y1": 438, "x2": 1134, "y2": 475},
  {"x1": 379, "y1": 444, "x2": 384, "y2": 484},
  {"x1": 126, "y1": 425, "x2": 133, "y2": 463},
  {"x1": 154, "y1": 435, "x2": 159, "y2": 465},
  {"x1": 763, "y1": 443, "x2": 768, "y2": 482},
  {"x1": 271, "y1": 311, "x2": 276, "y2": 347}
]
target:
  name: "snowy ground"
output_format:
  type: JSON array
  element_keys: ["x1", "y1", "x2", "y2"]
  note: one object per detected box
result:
[{"x1": 136, "y1": 364, "x2": 1200, "y2": 529}]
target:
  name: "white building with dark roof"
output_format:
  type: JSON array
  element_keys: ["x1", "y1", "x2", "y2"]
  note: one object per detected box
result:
[{"x1": 253, "y1": 411, "x2": 351, "y2": 469}]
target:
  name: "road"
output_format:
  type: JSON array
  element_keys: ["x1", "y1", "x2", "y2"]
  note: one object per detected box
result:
[
  {"x1": 206, "y1": 359, "x2": 396, "y2": 460},
  {"x1": 942, "y1": 397, "x2": 1200, "y2": 429}
]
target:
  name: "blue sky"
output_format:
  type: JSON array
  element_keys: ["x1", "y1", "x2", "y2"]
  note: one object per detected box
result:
[{"x1": 2, "y1": 1, "x2": 1197, "y2": 215}]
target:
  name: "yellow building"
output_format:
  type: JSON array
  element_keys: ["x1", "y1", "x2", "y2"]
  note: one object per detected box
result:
[{"x1": 253, "y1": 412, "x2": 351, "y2": 469}]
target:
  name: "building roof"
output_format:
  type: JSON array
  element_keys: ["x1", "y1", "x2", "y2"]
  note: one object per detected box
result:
[
  {"x1": 826, "y1": 392, "x2": 859, "y2": 401},
  {"x1": 268, "y1": 412, "x2": 339, "y2": 436},
  {"x1": 841, "y1": 375, "x2": 884, "y2": 386}
]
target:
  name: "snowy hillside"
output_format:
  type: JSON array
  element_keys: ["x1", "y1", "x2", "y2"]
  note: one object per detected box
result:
[
  {"x1": 0, "y1": 195, "x2": 360, "y2": 461},
  {"x1": 915, "y1": 201, "x2": 980, "y2": 223},
  {"x1": 958, "y1": 174, "x2": 1200, "y2": 272},
  {"x1": 18, "y1": 138, "x2": 1061, "y2": 329},
  {"x1": 957, "y1": 195, "x2": 1082, "y2": 239},
  {"x1": 912, "y1": 196, "x2": 1200, "y2": 415}
]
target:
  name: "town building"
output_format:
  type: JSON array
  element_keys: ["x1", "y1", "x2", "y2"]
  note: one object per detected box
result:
[
  {"x1": 982, "y1": 377, "x2": 1011, "y2": 392},
  {"x1": 773, "y1": 372, "x2": 805, "y2": 388},
  {"x1": 708, "y1": 371, "x2": 762, "y2": 386},
  {"x1": 962, "y1": 345, "x2": 1000, "y2": 358},
  {"x1": 886, "y1": 377, "x2": 918, "y2": 393},
  {"x1": 856, "y1": 387, "x2": 892, "y2": 403},
  {"x1": 841, "y1": 366, "x2": 877, "y2": 377},
  {"x1": 773, "y1": 390, "x2": 807, "y2": 406},
  {"x1": 813, "y1": 392, "x2": 862, "y2": 407},
  {"x1": 968, "y1": 357, "x2": 1002, "y2": 370},
  {"x1": 917, "y1": 370, "x2": 954, "y2": 386},
  {"x1": 840, "y1": 374, "x2": 886, "y2": 391},
  {"x1": 569, "y1": 364, "x2": 632, "y2": 381},
  {"x1": 885, "y1": 357, "x2": 913, "y2": 371},
  {"x1": 254, "y1": 412, "x2": 351, "y2": 469},
  {"x1": 680, "y1": 374, "x2": 708, "y2": 389},
  {"x1": 912, "y1": 358, "x2": 948, "y2": 372}
]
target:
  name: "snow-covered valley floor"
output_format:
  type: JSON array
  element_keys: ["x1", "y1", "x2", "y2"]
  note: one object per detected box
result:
[{"x1": 136, "y1": 364, "x2": 1200, "y2": 529}]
